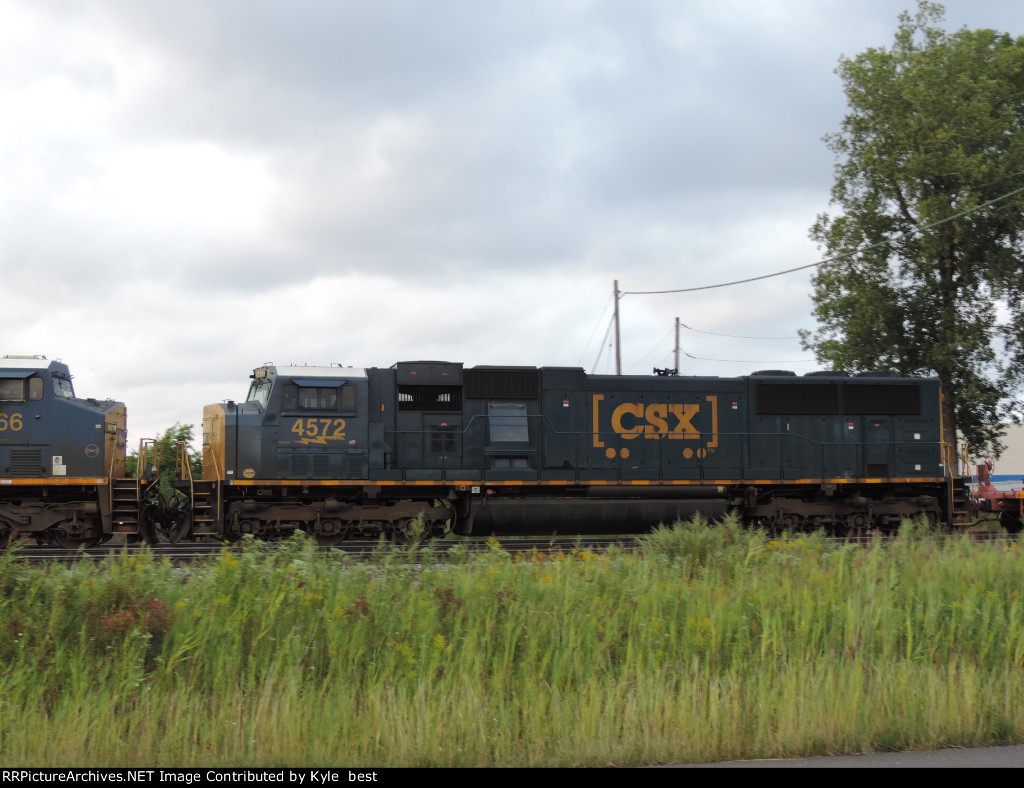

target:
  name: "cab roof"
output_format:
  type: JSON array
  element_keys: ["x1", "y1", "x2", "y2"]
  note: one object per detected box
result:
[
  {"x1": 261, "y1": 364, "x2": 367, "y2": 380},
  {"x1": 0, "y1": 355, "x2": 69, "y2": 374}
]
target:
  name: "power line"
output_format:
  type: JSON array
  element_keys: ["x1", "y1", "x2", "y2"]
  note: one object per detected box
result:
[
  {"x1": 625, "y1": 325, "x2": 676, "y2": 373},
  {"x1": 578, "y1": 292, "x2": 614, "y2": 367},
  {"x1": 622, "y1": 182, "x2": 1024, "y2": 296},
  {"x1": 591, "y1": 312, "x2": 616, "y2": 373},
  {"x1": 677, "y1": 320, "x2": 798, "y2": 340},
  {"x1": 681, "y1": 350, "x2": 814, "y2": 364}
]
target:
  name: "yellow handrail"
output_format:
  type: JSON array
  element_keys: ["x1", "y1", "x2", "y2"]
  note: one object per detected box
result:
[
  {"x1": 134, "y1": 439, "x2": 161, "y2": 482},
  {"x1": 175, "y1": 441, "x2": 194, "y2": 507},
  {"x1": 175, "y1": 441, "x2": 219, "y2": 529}
]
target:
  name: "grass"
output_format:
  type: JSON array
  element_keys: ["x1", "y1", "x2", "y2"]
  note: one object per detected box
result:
[{"x1": 1, "y1": 517, "x2": 1023, "y2": 766}]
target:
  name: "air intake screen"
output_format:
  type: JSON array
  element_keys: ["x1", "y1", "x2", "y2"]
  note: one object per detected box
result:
[
  {"x1": 466, "y1": 368, "x2": 540, "y2": 399},
  {"x1": 757, "y1": 383, "x2": 839, "y2": 415},
  {"x1": 397, "y1": 385, "x2": 463, "y2": 412},
  {"x1": 9, "y1": 449, "x2": 41, "y2": 477},
  {"x1": 844, "y1": 384, "x2": 920, "y2": 415}
]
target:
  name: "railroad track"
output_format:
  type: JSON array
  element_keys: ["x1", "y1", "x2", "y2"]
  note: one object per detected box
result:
[
  {"x1": 3, "y1": 535, "x2": 644, "y2": 564},
  {"x1": 4, "y1": 529, "x2": 1015, "y2": 565}
]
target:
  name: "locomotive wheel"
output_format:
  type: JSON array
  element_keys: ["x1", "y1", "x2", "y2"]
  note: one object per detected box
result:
[
  {"x1": 0, "y1": 529, "x2": 12, "y2": 550},
  {"x1": 314, "y1": 519, "x2": 345, "y2": 547},
  {"x1": 429, "y1": 499, "x2": 453, "y2": 538},
  {"x1": 844, "y1": 514, "x2": 869, "y2": 540},
  {"x1": 1000, "y1": 511, "x2": 1024, "y2": 535},
  {"x1": 388, "y1": 518, "x2": 419, "y2": 545},
  {"x1": 55, "y1": 533, "x2": 101, "y2": 550},
  {"x1": 843, "y1": 525, "x2": 865, "y2": 541},
  {"x1": 143, "y1": 509, "x2": 191, "y2": 545}
]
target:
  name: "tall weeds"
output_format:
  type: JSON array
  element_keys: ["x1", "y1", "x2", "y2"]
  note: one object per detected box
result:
[{"x1": 1, "y1": 520, "x2": 1022, "y2": 766}]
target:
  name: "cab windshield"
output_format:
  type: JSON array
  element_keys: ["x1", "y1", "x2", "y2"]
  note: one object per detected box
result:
[
  {"x1": 246, "y1": 379, "x2": 271, "y2": 409},
  {"x1": 52, "y1": 375, "x2": 74, "y2": 399}
]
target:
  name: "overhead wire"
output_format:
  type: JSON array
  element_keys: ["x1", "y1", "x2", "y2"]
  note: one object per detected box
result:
[
  {"x1": 578, "y1": 292, "x2": 614, "y2": 367},
  {"x1": 678, "y1": 320, "x2": 798, "y2": 340},
  {"x1": 591, "y1": 182, "x2": 1024, "y2": 371},
  {"x1": 625, "y1": 325, "x2": 676, "y2": 374},
  {"x1": 679, "y1": 349, "x2": 814, "y2": 364},
  {"x1": 620, "y1": 182, "x2": 1024, "y2": 296},
  {"x1": 591, "y1": 312, "x2": 617, "y2": 373}
]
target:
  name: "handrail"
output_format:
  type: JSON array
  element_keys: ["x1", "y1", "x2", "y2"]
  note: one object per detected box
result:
[
  {"x1": 175, "y1": 441, "x2": 195, "y2": 484},
  {"x1": 175, "y1": 441, "x2": 219, "y2": 524},
  {"x1": 134, "y1": 438, "x2": 160, "y2": 482},
  {"x1": 959, "y1": 442, "x2": 972, "y2": 479},
  {"x1": 202, "y1": 440, "x2": 222, "y2": 520},
  {"x1": 175, "y1": 441, "x2": 195, "y2": 505},
  {"x1": 207, "y1": 441, "x2": 221, "y2": 481}
]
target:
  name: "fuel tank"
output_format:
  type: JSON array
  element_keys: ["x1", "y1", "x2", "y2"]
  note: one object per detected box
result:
[{"x1": 467, "y1": 497, "x2": 728, "y2": 535}]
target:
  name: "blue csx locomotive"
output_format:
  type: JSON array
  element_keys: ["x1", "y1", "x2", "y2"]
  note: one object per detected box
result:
[
  {"x1": 0, "y1": 355, "x2": 986, "y2": 547},
  {"x1": 0, "y1": 355, "x2": 142, "y2": 548}
]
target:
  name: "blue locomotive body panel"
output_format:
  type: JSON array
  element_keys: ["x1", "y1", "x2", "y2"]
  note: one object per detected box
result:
[
  {"x1": 193, "y1": 360, "x2": 953, "y2": 540},
  {"x1": 216, "y1": 363, "x2": 945, "y2": 485},
  {"x1": 347, "y1": 363, "x2": 943, "y2": 484}
]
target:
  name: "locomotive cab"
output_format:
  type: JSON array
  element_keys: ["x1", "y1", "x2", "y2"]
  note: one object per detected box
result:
[
  {"x1": 202, "y1": 364, "x2": 369, "y2": 483},
  {"x1": 0, "y1": 355, "x2": 128, "y2": 547},
  {"x1": 0, "y1": 355, "x2": 126, "y2": 480}
]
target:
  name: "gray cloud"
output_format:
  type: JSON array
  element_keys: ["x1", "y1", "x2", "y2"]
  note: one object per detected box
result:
[{"x1": 3, "y1": 0, "x2": 1023, "y2": 442}]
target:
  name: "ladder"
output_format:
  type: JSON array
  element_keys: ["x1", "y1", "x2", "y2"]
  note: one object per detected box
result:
[
  {"x1": 110, "y1": 477, "x2": 141, "y2": 534},
  {"x1": 189, "y1": 481, "x2": 219, "y2": 536},
  {"x1": 175, "y1": 442, "x2": 219, "y2": 537},
  {"x1": 109, "y1": 438, "x2": 162, "y2": 536},
  {"x1": 949, "y1": 478, "x2": 974, "y2": 529}
]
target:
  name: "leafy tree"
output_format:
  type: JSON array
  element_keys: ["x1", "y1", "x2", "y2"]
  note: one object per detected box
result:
[
  {"x1": 801, "y1": 1, "x2": 1024, "y2": 459},
  {"x1": 126, "y1": 423, "x2": 203, "y2": 499}
]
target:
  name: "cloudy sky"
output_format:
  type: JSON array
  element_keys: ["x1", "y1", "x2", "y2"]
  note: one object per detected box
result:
[{"x1": 2, "y1": 0, "x2": 1022, "y2": 447}]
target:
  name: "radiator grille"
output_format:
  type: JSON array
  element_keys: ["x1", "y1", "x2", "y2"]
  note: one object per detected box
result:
[
  {"x1": 466, "y1": 368, "x2": 540, "y2": 399},
  {"x1": 756, "y1": 382, "x2": 922, "y2": 416},
  {"x1": 844, "y1": 384, "x2": 921, "y2": 415},
  {"x1": 757, "y1": 383, "x2": 838, "y2": 415}
]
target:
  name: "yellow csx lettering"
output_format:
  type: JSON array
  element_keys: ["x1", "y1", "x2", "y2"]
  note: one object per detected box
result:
[{"x1": 610, "y1": 403, "x2": 699, "y2": 440}]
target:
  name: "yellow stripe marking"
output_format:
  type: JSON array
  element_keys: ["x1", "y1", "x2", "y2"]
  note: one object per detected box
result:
[
  {"x1": 0, "y1": 478, "x2": 107, "y2": 485},
  {"x1": 225, "y1": 476, "x2": 943, "y2": 488}
]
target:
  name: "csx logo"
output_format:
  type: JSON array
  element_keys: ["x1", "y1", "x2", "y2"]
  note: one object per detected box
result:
[
  {"x1": 610, "y1": 402, "x2": 699, "y2": 439},
  {"x1": 593, "y1": 394, "x2": 719, "y2": 460}
]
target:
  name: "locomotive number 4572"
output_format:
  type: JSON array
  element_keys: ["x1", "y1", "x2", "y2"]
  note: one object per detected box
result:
[{"x1": 290, "y1": 417, "x2": 347, "y2": 445}]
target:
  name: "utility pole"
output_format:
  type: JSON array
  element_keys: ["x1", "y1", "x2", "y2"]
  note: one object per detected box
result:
[
  {"x1": 675, "y1": 317, "x2": 680, "y2": 374},
  {"x1": 613, "y1": 280, "x2": 622, "y2": 375}
]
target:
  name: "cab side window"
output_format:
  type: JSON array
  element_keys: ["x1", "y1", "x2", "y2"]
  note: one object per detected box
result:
[
  {"x1": 0, "y1": 380, "x2": 24, "y2": 402},
  {"x1": 281, "y1": 383, "x2": 356, "y2": 412},
  {"x1": 301, "y1": 386, "x2": 336, "y2": 410}
]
